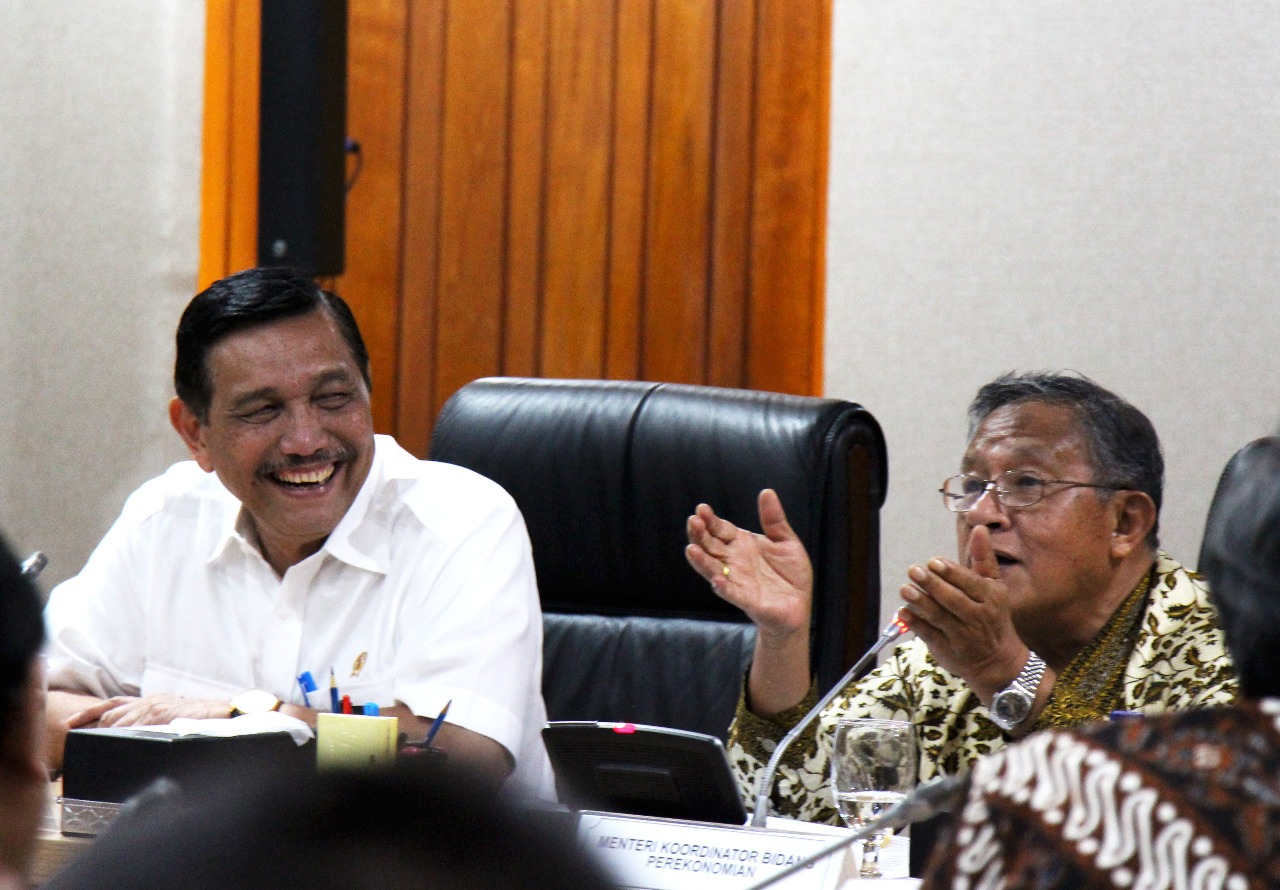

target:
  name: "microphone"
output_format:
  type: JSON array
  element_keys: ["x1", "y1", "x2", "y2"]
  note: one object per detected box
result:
[
  {"x1": 744, "y1": 773, "x2": 969, "y2": 890},
  {"x1": 749, "y1": 617, "x2": 908, "y2": 827},
  {"x1": 20, "y1": 551, "x2": 47, "y2": 579}
]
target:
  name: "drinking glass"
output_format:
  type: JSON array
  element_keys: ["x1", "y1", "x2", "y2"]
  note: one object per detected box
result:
[{"x1": 829, "y1": 718, "x2": 918, "y2": 878}]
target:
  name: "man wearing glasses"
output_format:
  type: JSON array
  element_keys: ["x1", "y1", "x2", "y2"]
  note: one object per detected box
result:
[{"x1": 686, "y1": 371, "x2": 1237, "y2": 823}]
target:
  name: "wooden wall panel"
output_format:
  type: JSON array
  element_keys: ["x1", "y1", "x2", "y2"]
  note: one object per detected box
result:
[
  {"x1": 748, "y1": 0, "x2": 830, "y2": 393},
  {"x1": 706, "y1": 0, "x2": 756, "y2": 388},
  {"x1": 331, "y1": 0, "x2": 408, "y2": 434},
  {"x1": 603, "y1": 0, "x2": 654, "y2": 381},
  {"x1": 433, "y1": 3, "x2": 512, "y2": 406},
  {"x1": 395, "y1": 1, "x2": 447, "y2": 456},
  {"x1": 201, "y1": 0, "x2": 830, "y2": 456},
  {"x1": 540, "y1": 0, "x2": 615, "y2": 379},
  {"x1": 504, "y1": 0, "x2": 550, "y2": 378},
  {"x1": 198, "y1": 0, "x2": 259, "y2": 289},
  {"x1": 641, "y1": 0, "x2": 717, "y2": 383}
]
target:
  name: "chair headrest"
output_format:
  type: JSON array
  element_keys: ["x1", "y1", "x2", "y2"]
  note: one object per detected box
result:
[{"x1": 429, "y1": 378, "x2": 886, "y2": 619}]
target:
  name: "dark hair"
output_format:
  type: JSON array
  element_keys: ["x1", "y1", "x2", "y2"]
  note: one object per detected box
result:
[
  {"x1": 968, "y1": 371, "x2": 1164, "y2": 548},
  {"x1": 0, "y1": 536, "x2": 44, "y2": 749},
  {"x1": 1198, "y1": 438, "x2": 1280, "y2": 699},
  {"x1": 46, "y1": 764, "x2": 616, "y2": 890},
  {"x1": 174, "y1": 267, "x2": 371, "y2": 422}
]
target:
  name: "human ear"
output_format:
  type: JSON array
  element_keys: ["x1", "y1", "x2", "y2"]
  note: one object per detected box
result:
[
  {"x1": 168, "y1": 397, "x2": 216, "y2": 473},
  {"x1": 1109, "y1": 490, "x2": 1157, "y2": 559}
]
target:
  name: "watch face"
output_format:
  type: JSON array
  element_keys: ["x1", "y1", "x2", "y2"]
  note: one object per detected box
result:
[
  {"x1": 993, "y1": 689, "x2": 1031, "y2": 728},
  {"x1": 232, "y1": 689, "x2": 280, "y2": 715}
]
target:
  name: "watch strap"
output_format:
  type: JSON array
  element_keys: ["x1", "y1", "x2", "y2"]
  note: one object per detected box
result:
[
  {"x1": 989, "y1": 650, "x2": 1047, "y2": 731},
  {"x1": 1010, "y1": 650, "x2": 1047, "y2": 696}
]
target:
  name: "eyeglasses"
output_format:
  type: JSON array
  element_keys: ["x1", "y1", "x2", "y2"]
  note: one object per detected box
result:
[{"x1": 939, "y1": 470, "x2": 1120, "y2": 513}]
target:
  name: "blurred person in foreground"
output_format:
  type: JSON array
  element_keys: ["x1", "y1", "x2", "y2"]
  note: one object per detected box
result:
[
  {"x1": 923, "y1": 436, "x2": 1280, "y2": 889},
  {"x1": 687, "y1": 371, "x2": 1237, "y2": 821},
  {"x1": 0, "y1": 536, "x2": 47, "y2": 888},
  {"x1": 45, "y1": 761, "x2": 616, "y2": 890}
]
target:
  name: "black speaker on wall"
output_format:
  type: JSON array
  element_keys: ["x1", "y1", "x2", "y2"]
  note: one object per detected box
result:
[{"x1": 258, "y1": 0, "x2": 348, "y2": 277}]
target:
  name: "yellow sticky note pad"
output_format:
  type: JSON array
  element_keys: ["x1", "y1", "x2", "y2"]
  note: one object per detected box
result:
[{"x1": 316, "y1": 713, "x2": 399, "y2": 770}]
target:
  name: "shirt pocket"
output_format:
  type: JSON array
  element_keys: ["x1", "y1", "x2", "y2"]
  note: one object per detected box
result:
[{"x1": 323, "y1": 676, "x2": 396, "y2": 713}]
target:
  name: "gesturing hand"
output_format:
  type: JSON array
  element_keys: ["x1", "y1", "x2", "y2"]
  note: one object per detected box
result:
[
  {"x1": 897, "y1": 525, "x2": 1028, "y2": 699},
  {"x1": 68, "y1": 694, "x2": 232, "y2": 729},
  {"x1": 685, "y1": 488, "x2": 814, "y2": 646}
]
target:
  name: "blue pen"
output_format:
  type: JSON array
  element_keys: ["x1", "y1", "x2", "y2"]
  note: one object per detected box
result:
[
  {"x1": 329, "y1": 667, "x2": 340, "y2": 713},
  {"x1": 297, "y1": 671, "x2": 317, "y2": 708},
  {"x1": 424, "y1": 700, "x2": 451, "y2": 748}
]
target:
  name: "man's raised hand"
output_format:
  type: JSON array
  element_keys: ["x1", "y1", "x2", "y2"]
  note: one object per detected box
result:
[{"x1": 684, "y1": 488, "x2": 814, "y2": 645}]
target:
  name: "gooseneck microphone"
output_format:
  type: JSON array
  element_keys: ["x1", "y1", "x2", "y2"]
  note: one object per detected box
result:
[
  {"x1": 749, "y1": 617, "x2": 908, "y2": 827},
  {"x1": 744, "y1": 773, "x2": 970, "y2": 889}
]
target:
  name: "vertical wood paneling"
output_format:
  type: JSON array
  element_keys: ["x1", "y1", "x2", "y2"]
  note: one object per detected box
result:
[
  {"x1": 504, "y1": 0, "x2": 551, "y2": 377},
  {"x1": 395, "y1": 0, "x2": 448, "y2": 456},
  {"x1": 199, "y1": 0, "x2": 260, "y2": 290},
  {"x1": 433, "y1": 3, "x2": 512, "y2": 404},
  {"x1": 540, "y1": 0, "x2": 615, "y2": 379},
  {"x1": 198, "y1": 0, "x2": 234, "y2": 288},
  {"x1": 225, "y1": 0, "x2": 262, "y2": 279},
  {"x1": 747, "y1": 0, "x2": 829, "y2": 395},
  {"x1": 201, "y1": 0, "x2": 831, "y2": 456},
  {"x1": 604, "y1": 0, "x2": 654, "y2": 381},
  {"x1": 333, "y1": 0, "x2": 408, "y2": 434},
  {"x1": 642, "y1": 0, "x2": 717, "y2": 383},
  {"x1": 706, "y1": 0, "x2": 756, "y2": 388}
]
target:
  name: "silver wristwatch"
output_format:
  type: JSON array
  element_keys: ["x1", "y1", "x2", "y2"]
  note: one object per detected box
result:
[{"x1": 989, "y1": 650, "x2": 1047, "y2": 732}]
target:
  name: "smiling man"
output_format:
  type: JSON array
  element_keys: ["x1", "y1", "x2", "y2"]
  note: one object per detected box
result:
[
  {"x1": 685, "y1": 371, "x2": 1237, "y2": 822},
  {"x1": 43, "y1": 268, "x2": 553, "y2": 795}
]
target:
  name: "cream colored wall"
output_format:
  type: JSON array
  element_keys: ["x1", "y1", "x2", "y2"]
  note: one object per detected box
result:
[
  {"x1": 0, "y1": 2, "x2": 204, "y2": 590},
  {"x1": 825, "y1": 2, "x2": 1280, "y2": 627}
]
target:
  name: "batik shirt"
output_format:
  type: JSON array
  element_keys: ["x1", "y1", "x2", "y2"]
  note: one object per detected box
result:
[
  {"x1": 923, "y1": 700, "x2": 1280, "y2": 890},
  {"x1": 728, "y1": 552, "x2": 1237, "y2": 823}
]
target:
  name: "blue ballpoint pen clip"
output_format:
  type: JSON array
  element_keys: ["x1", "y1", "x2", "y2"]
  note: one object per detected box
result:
[{"x1": 297, "y1": 671, "x2": 317, "y2": 708}]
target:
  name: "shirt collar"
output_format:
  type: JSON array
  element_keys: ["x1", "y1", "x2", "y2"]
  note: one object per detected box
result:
[{"x1": 321, "y1": 436, "x2": 392, "y2": 575}]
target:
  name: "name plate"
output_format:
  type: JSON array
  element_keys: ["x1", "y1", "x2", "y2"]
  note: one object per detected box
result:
[{"x1": 577, "y1": 811, "x2": 853, "y2": 890}]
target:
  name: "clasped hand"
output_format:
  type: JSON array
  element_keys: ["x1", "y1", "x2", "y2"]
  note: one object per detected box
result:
[{"x1": 898, "y1": 525, "x2": 1028, "y2": 700}]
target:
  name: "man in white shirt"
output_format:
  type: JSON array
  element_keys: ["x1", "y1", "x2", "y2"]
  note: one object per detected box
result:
[{"x1": 44, "y1": 267, "x2": 553, "y2": 795}]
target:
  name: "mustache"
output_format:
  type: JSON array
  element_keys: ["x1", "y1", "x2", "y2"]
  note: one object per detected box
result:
[{"x1": 257, "y1": 446, "x2": 356, "y2": 478}]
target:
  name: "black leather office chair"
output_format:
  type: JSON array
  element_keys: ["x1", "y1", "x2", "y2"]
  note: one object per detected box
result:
[
  {"x1": 428, "y1": 378, "x2": 888, "y2": 739},
  {"x1": 1199, "y1": 436, "x2": 1280, "y2": 571}
]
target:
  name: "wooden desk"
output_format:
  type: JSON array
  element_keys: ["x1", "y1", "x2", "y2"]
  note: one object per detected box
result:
[{"x1": 28, "y1": 782, "x2": 92, "y2": 886}]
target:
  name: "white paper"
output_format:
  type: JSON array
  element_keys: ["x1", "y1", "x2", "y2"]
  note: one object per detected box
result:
[{"x1": 144, "y1": 712, "x2": 314, "y2": 746}]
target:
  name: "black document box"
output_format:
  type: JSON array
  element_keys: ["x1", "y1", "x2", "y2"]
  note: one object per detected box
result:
[{"x1": 61, "y1": 727, "x2": 306, "y2": 836}]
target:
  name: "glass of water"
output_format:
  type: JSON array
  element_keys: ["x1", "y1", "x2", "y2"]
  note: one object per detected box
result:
[{"x1": 830, "y1": 718, "x2": 918, "y2": 878}]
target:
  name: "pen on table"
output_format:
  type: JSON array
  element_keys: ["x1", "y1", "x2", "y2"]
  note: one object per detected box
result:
[
  {"x1": 297, "y1": 671, "x2": 317, "y2": 708},
  {"x1": 329, "y1": 667, "x2": 340, "y2": 713},
  {"x1": 424, "y1": 700, "x2": 451, "y2": 748}
]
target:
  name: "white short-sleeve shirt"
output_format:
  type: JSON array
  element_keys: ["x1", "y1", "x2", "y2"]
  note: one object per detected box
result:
[{"x1": 44, "y1": 434, "x2": 554, "y2": 796}]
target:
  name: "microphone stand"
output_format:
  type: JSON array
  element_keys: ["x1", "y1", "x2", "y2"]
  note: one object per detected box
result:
[
  {"x1": 744, "y1": 774, "x2": 968, "y2": 890},
  {"x1": 750, "y1": 618, "x2": 907, "y2": 827}
]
